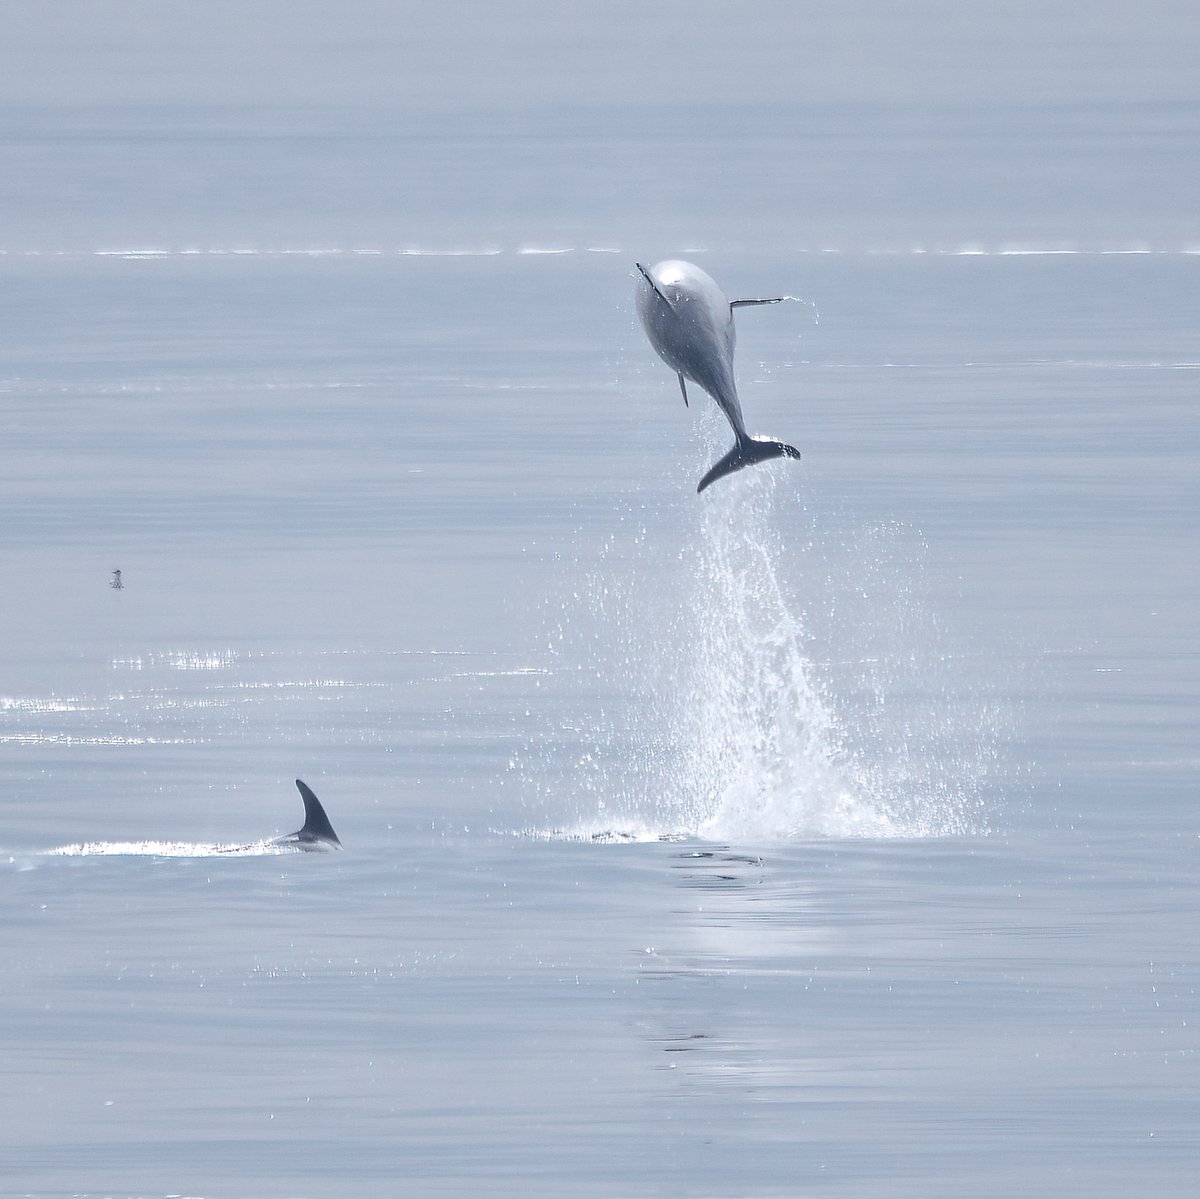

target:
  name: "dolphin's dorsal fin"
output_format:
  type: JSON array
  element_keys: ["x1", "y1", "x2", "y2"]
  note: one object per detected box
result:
[
  {"x1": 635, "y1": 262, "x2": 674, "y2": 308},
  {"x1": 294, "y1": 779, "x2": 340, "y2": 845}
]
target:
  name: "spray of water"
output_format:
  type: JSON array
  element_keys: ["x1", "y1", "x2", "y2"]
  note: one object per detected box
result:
[
  {"x1": 658, "y1": 480, "x2": 895, "y2": 840},
  {"x1": 519, "y1": 428, "x2": 998, "y2": 842},
  {"x1": 43, "y1": 839, "x2": 289, "y2": 857}
]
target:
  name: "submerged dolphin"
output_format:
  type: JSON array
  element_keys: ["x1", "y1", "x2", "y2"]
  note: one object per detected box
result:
[
  {"x1": 270, "y1": 779, "x2": 342, "y2": 851},
  {"x1": 635, "y1": 259, "x2": 801, "y2": 492},
  {"x1": 45, "y1": 778, "x2": 343, "y2": 857}
]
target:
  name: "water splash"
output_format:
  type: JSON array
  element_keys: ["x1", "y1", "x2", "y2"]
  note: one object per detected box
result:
[
  {"x1": 521, "y1": 426, "x2": 997, "y2": 842},
  {"x1": 44, "y1": 839, "x2": 292, "y2": 858},
  {"x1": 660, "y1": 480, "x2": 895, "y2": 840}
]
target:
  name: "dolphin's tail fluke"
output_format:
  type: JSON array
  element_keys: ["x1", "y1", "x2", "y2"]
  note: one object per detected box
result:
[{"x1": 697, "y1": 436, "x2": 801, "y2": 493}]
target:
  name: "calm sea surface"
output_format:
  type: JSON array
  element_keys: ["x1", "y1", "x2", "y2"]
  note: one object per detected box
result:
[{"x1": 2, "y1": 8, "x2": 1199, "y2": 1196}]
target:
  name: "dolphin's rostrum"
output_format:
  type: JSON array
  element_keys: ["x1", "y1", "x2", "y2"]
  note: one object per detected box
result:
[
  {"x1": 271, "y1": 779, "x2": 342, "y2": 851},
  {"x1": 635, "y1": 259, "x2": 801, "y2": 492}
]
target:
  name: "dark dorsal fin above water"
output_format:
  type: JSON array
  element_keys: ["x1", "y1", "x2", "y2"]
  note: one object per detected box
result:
[{"x1": 293, "y1": 779, "x2": 341, "y2": 846}]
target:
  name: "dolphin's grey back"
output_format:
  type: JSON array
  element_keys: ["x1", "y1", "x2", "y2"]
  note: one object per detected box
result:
[{"x1": 635, "y1": 260, "x2": 747, "y2": 437}]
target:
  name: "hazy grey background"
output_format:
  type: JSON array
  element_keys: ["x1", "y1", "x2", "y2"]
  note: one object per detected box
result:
[
  {"x1": 3, "y1": 1, "x2": 1199, "y2": 251},
  {"x1": 2, "y1": 3, "x2": 1198, "y2": 1197},
  {"x1": 4, "y1": 1, "x2": 1198, "y2": 109}
]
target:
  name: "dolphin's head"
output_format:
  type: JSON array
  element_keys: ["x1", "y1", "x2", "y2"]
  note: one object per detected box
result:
[{"x1": 635, "y1": 261, "x2": 672, "y2": 306}]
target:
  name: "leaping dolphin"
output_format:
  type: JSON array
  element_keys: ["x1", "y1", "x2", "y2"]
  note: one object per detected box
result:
[
  {"x1": 635, "y1": 259, "x2": 801, "y2": 493},
  {"x1": 270, "y1": 779, "x2": 342, "y2": 851}
]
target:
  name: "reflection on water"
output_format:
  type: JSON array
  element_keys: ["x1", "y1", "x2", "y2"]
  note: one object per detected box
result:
[{"x1": 671, "y1": 848, "x2": 765, "y2": 889}]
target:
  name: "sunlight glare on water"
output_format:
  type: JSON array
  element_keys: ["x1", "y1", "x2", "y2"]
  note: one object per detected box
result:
[{"x1": 44, "y1": 838, "x2": 288, "y2": 857}]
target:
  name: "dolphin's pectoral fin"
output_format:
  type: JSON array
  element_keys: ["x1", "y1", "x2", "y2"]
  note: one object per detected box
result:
[
  {"x1": 730, "y1": 297, "x2": 787, "y2": 308},
  {"x1": 677, "y1": 373, "x2": 689, "y2": 407},
  {"x1": 697, "y1": 436, "x2": 801, "y2": 493}
]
